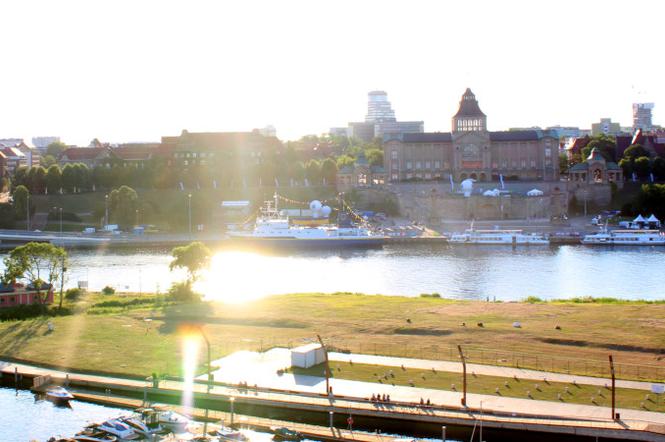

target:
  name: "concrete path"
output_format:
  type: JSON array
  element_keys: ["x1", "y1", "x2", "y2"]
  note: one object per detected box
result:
[
  {"x1": 329, "y1": 352, "x2": 661, "y2": 391},
  {"x1": 203, "y1": 349, "x2": 665, "y2": 425}
]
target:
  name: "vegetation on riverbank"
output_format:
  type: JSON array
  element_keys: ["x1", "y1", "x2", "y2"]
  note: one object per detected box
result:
[
  {"x1": 287, "y1": 361, "x2": 665, "y2": 413},
  {"x1": 0, "y1": 292, "x2": 662, "y2": 382}
]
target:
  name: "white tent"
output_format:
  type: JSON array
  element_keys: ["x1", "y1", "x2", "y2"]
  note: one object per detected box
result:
[
  {"x1": 646, "y1": 214, "x2": 661, "y2": 227},
  {"x1": 483, "y1": 189, "x2": 501, "y2": 197},
  {"x1": 633, "y1": 214, "x2": 647, "y2": 223},
  {"x1": 527, "y1": 188, "x2": 544, "y2": 196}
]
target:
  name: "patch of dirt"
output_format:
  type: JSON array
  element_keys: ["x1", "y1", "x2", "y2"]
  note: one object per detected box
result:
[
  {"x1": 393, "y1": 327, "x2": 453, "y2": 336},
  {"x1": 537, "y1": 337, "x2": 665, "y2": 354}
]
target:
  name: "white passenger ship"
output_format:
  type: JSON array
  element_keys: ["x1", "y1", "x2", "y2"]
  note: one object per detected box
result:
[
  {"x1": 449, "y1": 229, "x2": 549, "y2": 245},
  {"x1": 582, "y1": 229, "x2": 665, "y2": 246},
  {"x1": 227, "y1": 197, "x2": 386, "y2": 248}
]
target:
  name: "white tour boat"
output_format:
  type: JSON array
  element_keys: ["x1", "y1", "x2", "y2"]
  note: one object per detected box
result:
[
  {"x1": 227, "y1": 197, "x2": 385, "y2": 248},
  {"x1": 582, "y1": 229, "x2": 665, "y2": 245},
  {"x1": 449, "y1": 228, "x2": 549, "y2": 245},
  {"x1": 45, "y1": 386, "x2": 75, "y2": 405}
]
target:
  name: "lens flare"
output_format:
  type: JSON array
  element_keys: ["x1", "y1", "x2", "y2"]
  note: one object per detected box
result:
[{"x1": 181, "y1": 334, "x2": 200, "y2": 413}]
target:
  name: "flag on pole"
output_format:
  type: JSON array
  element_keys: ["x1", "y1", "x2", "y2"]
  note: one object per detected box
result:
[
  {"x1": 632, "y1": 172, "x2": 637, "y2": 182},
  {"x1": 449, "y1": 175, "x2": 454, "y2": 192},
  {"x1": 179, "y1": 182, "x2": 184, "y2": 191},
  {"x1": 499, "y1": 174, "x2": 505, "y2": 189},
  {"x1": 213, "y1": 180, "x2": 217, "y2": 189},
  {"x1": 650, "y1": 172, "x2": 655, "y2": 183},
  {"x1": 274, "y1": 177, "x2": 279, "y2": 187}
]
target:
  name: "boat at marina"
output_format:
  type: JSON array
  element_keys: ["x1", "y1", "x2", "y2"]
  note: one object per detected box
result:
[
  {"x1": 211, "y1": 426, "x2": 249, "y2": 441},
  {"x1": 45, "y1": 386, "x2": 75, "y2": 405},
  {"x1": 582, "y1": 228, "x2": 665, "y2": 245},
  {"x1": 156, "y1": 409, "x2": 191, "y2": 433},
  {"x1": 449, "y1": 228, "x2": 549, "y2": 245},
  {"x1": 96, "y1": 420, "x2": 141, "y2": 440},
  {"x1": 227, "y1": 197, "x2": 386, "y2": 249}
]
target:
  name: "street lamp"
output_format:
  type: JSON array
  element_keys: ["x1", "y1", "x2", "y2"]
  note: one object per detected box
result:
[
  {"x1": 26, "y1": 192, "x2": 30, "y2": 231},
  {"x1": 59, "y1": 207, "x2": 63, "y2": 235},
  {"x1": 230, "y1": 396, "x2": 235, "y2": 426},
  {"x1": 188, "y1": 193, "x2": 192, "y2": 236},
  {"x1": 104, "y1": 194, "x2": 109, "y2": 227}
]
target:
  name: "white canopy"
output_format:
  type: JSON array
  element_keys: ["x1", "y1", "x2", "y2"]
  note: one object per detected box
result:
[
  {"x1": 483, "y1": 189, "x2": 501, "y2": 197},
  {"x1": 527, "y1": 188, "x2": 544, "y2": 196},
  {"x1": 633, "y1": 214, "x2": 647, "y2": 223},
  {"x1": 647, "y1": 214, "x2": 660, "y2": 223}
]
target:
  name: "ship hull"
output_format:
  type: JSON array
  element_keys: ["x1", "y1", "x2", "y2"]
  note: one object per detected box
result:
[{"x1": 225, "y1": 236, "x2": 385, "y2": 249}]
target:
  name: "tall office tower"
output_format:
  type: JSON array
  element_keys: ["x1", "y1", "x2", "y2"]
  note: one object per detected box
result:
[
  {"x1": 365, "y1": 91, "x2": 396, "y2": 123},
  {"x1": 632, "y1": 103, "x2": 654, "y2": 132}
]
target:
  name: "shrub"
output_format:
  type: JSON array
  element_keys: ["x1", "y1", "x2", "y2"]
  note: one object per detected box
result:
[
  {"x1": 167, "y1": 281, "x2": 201, "y2": 303},
  {"x1": 524, "y1": 296, "x2": 544, "y2": 303},
  {"x1": 65, "y1": 287, "x2": 84, "y2": 300},
  {"x1": 0, "y1": 304, "x2": 72, "y2": 321},
  {"x1": 420, "y1": 293, "x2": 441, "y2": 298},
  {"x1": 101, "y1": 286, "x2": 116, "y2": 295}
]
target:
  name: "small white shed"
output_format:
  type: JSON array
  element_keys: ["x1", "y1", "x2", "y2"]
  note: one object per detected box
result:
[{"x1": 290, "y1": 343, "x2": 326, "y2": 368}]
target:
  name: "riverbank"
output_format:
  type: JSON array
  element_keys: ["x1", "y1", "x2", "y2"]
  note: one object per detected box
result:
[{"x1": 0, "y1": 292, "x2": 663, "y2": 381}]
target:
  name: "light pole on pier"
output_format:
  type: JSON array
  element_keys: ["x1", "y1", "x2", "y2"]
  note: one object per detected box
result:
[
  {"x1": 188, "y1": 193, "x2": 192, "y2": 236},
  {"x1": 104, "y1": 194, "x2": 109, "y2": 227},
  {"x1": 458, "y1": 345, "x2": 467, "y2": 407}
]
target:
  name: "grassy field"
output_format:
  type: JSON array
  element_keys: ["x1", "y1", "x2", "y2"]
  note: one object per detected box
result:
[
  {"x1": 0, "y1": 292, "x2": 663, "y2": 382},
  {"x1": 287, "y1": 361, "x2": 665, "y2": 413}
]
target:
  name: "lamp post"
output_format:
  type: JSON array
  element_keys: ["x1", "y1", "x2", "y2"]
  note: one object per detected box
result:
[
  {"x1": 59, "y1": 207, "x2": 63, "y2": 235},
  {"x1": 194, "y1": 325, "x2": 212, "y2": 434},
  {"x1": 26, "y1": 192, "x2": 30, "y2": 231},
  {"x1": 458, "y1": 345, "x2": 467, "y2": 407},
  {"x1": 188, "y1": 193, "x2": 192, "y2": 236},
  {"x1": 230, "y1": 396, "x2": 235, "y2": 426},
  {"x1": 104, "y1": 194, "x2": 109, "y2": 227}
]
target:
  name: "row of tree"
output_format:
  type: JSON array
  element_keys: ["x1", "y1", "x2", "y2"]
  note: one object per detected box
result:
[
  {"x1": 12, "y1": 157, "x2": 345, "y2": 195},
  {"x1": 617, "y1": 144, "x2": 665, "y2": 180}
]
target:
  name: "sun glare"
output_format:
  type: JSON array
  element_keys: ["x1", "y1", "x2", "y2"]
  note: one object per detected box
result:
[{"x1": 181, "y1": 334, "x2": 200, "y2": 413}]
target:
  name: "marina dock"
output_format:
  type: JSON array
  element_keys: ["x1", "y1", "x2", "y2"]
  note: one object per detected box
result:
[{"x1": 3, "y1": 361, "x2": 664, "y2": 441}]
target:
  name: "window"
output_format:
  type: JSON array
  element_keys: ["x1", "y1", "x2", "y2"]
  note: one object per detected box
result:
[
  {"x1": 416, "y1": 161, "x2": 422, "y2": 169},
  {"x1": 521, "y1": 160, "x2": 526, "y2": 169},
  {"x1": 531, "y1": 160, "x2": 536, "y2": 168},
  {"x1": 425, "y1": 161, "x2": 431, "y2": 169},
  {"x1": 434, "y1": 160, "x2": 441, "y2": 169},
  {"x1": 545, "y1": 148, "x2": 551, "y2": 158},
  {"x1": 406, "y1": 161, "x2": 412, "y2": 170},
  {"x1": 391, "y1": 150, "x2": 398, "y2": 159},
  {"x1": 391, "y1": 173, "x2": 399, "y2": 181}
]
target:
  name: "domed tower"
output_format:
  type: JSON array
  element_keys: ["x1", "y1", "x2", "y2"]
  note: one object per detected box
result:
[{"x1": 452, "y1": 88, "x2": 487, "y2": 133}]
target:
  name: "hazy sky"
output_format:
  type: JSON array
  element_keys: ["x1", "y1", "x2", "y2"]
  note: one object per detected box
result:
[{"x1": 1, "y1": 0, "x2": 662, "y2": 145}]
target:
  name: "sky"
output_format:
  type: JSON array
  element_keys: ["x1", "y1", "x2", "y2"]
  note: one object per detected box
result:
[{"x1": 0, "y1": 0, "x2": 663, "y2": 145}]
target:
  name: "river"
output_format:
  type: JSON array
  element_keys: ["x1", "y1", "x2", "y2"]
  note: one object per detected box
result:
[{"x1": 2, "y1": 244, "x2": 662, "y2": 302}]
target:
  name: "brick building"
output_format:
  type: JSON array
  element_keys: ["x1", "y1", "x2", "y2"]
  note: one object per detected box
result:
[{"x1": 384, "y1": 89, "x2": 559, "y2": 183}]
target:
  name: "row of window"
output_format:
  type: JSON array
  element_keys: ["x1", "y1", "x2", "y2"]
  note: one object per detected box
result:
[{"x1": 173, "y1": 152, "x2": 217, "y2": 159}]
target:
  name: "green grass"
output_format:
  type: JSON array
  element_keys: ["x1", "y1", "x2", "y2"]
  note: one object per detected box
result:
[
  {"x1": 287, "y1": 361, "x2": 665, "y2": 412},
  {"x1": 0, "y1": 292, "x2": 663, "y2": 383}
]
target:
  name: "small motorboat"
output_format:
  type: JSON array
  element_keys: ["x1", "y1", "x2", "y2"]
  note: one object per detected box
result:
[
  {"x1": 212, "y1": 426, "x2": 249, "y2": 441},
  {"x1": 157, "y1": 410, "x2": 191, "y2": 433},
  {"x1": 73, "y1": 435, "x2": 117, "y2": 442},
  {"x1": 120, "y1": 415, "x2": 166, "y2": 437},
  {"x1": 271, "y1": 426, "x2": 303, "y2": 442},
  {"x1": 45, "y1": 386, "x2": 75, "y2": 405},
  {"x1": 97, "y1": 420, "x2": 141, "y2": 440}
]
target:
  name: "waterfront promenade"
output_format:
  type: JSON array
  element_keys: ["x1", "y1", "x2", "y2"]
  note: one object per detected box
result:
[{"x1": 2, "y1": 358, "x2": 665, "y2": 440}]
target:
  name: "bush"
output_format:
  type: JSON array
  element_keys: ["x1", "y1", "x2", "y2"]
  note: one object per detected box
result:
[
  {"x1": 524, "y1": 296, "x2": 544, "y2": 303},
  {"x1": 65, "y1": 288, "x2": 84, "y2": 300},
  {"x1": 0, "y1": 304, "x2": 72, "y2": 321},
  {"x1": 420, "y1": 293, "x2": 441, "y2": 298},
  {"x1": 101, "y1": 286, "x2": 116, "y2": 295},
  {"x1": 167, "y1": 281, "x2": 201, "y2": 303}
]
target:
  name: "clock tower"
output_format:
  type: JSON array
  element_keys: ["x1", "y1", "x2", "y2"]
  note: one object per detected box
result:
[{"x1": 451, "y1": 88, "x2": 491, "y2": 182}]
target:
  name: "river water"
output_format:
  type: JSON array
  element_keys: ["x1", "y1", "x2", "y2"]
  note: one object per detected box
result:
[{"x1": 2, "y1": 244, "x2": 662, "y2": 302}]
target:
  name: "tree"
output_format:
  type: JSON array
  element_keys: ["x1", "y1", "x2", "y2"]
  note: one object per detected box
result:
[
  {"x1": 2, "y1": 242, "x2": 67, "y2": 306},
  {"x1": 109, "y1": 185, "x2": 139, "y2": 230},
  {"x1": 581, "y1": 134, "x2": 616, "y2": 162},
  {"x1": 0, "y1": 204, "x2": 16, "y2": 229},
  {"x1": 13, "y1": 166, "x2": 29, "y2": 188},
  {"x1": 46, "y1": 141, "x2": 68, "y2": 158},
  {"x1": 634, "y1": 156, "x2": 651, "y2": 179},
  {"x1": 305, "y1": 160, "x2": 321, "y2": 185},
  {"x1": 336, "y1": 155, "x2": 355, "y2": 170},
  {"x1": 622, "y1": 144, "x2": 649, "y2": 160},
  {"x1": 12, "y1": 185, "x2": 29, "y2": 222},
  {"x1": 618, "y1": 158, "x2": 633, "y2": 178},
  {"x1": 45, "y1": 165, "x2": 62, "y2": 194},
  {"x1": 652, "y1": 157, "x2": 665, "y2": 181},
  {"x1": 559, "y1": 153, "x2": 570, "y2": 174},
  {"x1": 320, "y1": 158, "x2": 338, "y2": 185},
  {"x1": 61, "y1": 163, "x2": 77, "y2": 192},
  {"x1": 40, "y1": 155, "x2": 57, "y2": 168},
  {"x1": 169, "y1": 241, "x2": 211, "y2": 284},
  {"x1": 636, "y1": 184, "x2": 665, "y2": 219},
  {"x1": 365, "y1": 148, "x2": 384, "y2": 167},
  {"x1": 27, "y1": 166, "x2": 47, "y2": 194}
]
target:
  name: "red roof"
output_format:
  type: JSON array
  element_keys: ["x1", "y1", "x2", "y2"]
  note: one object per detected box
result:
[{"x1": 59, "y1": 147, "x2": 108, "y2": 161}]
